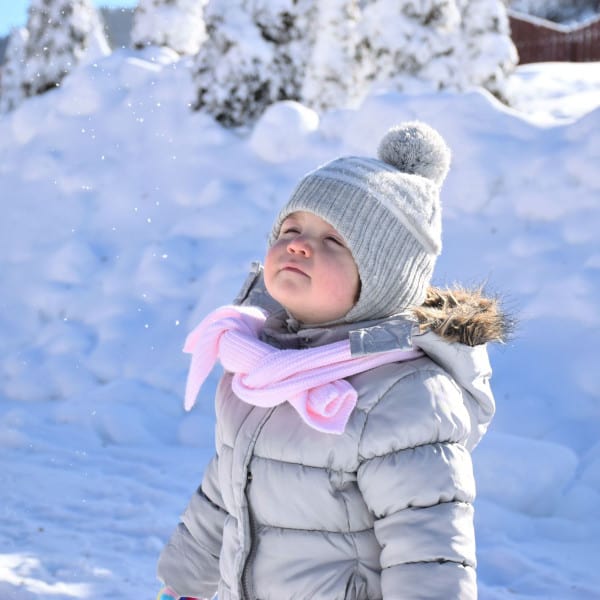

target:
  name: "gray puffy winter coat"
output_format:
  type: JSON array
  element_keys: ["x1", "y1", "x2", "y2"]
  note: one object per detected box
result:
[{"x1": 158, "y1": 268, "x2": 505, "y2": 600}]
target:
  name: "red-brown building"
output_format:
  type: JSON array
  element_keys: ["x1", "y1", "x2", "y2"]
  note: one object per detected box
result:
[{"x1": 509, "y1": 10, "x2": 600, "y2": 63}]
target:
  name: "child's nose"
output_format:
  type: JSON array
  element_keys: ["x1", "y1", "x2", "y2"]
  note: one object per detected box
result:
[{"x1": 287, "y1": 236, "x2": 312, "y2": 257}]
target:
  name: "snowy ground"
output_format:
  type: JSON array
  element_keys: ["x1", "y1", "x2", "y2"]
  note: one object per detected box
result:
[{"x1": 0, "y1": 50, "x2": 599, "y2": 599}]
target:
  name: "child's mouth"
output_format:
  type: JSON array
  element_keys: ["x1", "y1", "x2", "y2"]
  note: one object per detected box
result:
[{"x1": 282, "y1": 265, "x2": 308, "y2": 277}]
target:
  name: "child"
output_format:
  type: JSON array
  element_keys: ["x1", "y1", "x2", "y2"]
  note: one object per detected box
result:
[{"x1": 157, "y1": 122, "x2": 506, "y2": 600}]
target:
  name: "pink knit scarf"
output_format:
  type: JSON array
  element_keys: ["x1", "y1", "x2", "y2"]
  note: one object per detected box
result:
[{"x1": 183, "y1": 305, "x2": 423, "y2": 434}]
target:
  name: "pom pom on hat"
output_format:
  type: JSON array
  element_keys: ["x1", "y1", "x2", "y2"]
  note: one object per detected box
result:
[{"x1": 377, "y1": 121, "x2": 451, "y2": 186}]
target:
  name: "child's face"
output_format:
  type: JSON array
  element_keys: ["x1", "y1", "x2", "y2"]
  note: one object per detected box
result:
[{"x1": 264, "y1": 211, "x2": 360, "y2": 324}]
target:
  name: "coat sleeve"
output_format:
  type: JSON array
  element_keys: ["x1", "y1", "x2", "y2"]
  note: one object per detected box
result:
[
  {"x1": 356, "y1": 366, "x2": 478, "y2": 599},
  {"x1": 157, "y1": 454, "x2": 227, "y2": 599}
]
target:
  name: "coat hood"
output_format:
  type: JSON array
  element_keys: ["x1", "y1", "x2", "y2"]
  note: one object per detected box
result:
[
  {"x1": 409, "y1": 287, "x2": 509, "y2": 450},
  {"x1": 413, "y1": 286, "x2": 509, "y2": 346}
]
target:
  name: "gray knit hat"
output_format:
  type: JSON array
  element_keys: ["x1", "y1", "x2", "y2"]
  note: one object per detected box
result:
[{"x1": 269, "y1": 121, "x2": 451, "y2": 323}]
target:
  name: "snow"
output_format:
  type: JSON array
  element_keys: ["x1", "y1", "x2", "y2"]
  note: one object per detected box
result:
[
  {"x1": 249, "y1": 100, "x2": 320, "y2": 163},
  {"x1": 0, "y1": 51, "x2": 599, "y2": 599},
  {"x1": 507, "y1": 61, "x2": 600, "y2": 124},
  {"x1": 130, "y1": 0, "x2": 208, "y2": 56}
]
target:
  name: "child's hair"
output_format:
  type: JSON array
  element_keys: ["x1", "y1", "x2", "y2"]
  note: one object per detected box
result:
[{"x1": 268, "y1": 122, "x2": 451, "y2": 323}]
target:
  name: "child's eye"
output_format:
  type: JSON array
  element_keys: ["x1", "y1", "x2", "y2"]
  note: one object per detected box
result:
[
  {"x1": 326, "y1": 236, "x2": 343, "y2": 246},
  {"x1": 281, "y1": 227, "x2": 300, "y2": 235}
]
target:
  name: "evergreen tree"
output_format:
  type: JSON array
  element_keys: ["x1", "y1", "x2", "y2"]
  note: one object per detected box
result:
[
  {"x1": 191, "y1": 0, "x2": 316, "y2": 127},
  {"x1": 0, "y1": 28, "x2": 29, "y2": 113},
  {"x1": 252, "y1": 0, "x2": 316, "y2": 101},
  {"x1": 454, "y1": 0, "x2": 517, "y2": 99},
  {"x1": 301, "y1": 0, "x2": 364, "y2": 111},
  {"x1": 358, "y1": 0, "x2": 461, "y2": 93},
  {"x1": 358, "y1": 0, "x2": 515, "y2": 97},
  {"x1": 131, "y1": 0, "x2": 208, "y2": 55},
  {"x1": 191, "y1": 0, "x2": 279, "y2": 127},
  {"x1": 21, "y1": 0, "x2": 110, "y2": 98}
]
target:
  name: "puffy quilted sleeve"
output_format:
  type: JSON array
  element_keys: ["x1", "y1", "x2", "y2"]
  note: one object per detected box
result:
[
  {"x1": 357, "y1": 366, "x2": 478, "y2": 599},
  {"x1": 157, "y1": 454, "x2": 226, "y2": 599}
]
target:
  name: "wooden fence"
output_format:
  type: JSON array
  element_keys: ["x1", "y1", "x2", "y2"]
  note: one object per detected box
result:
[{"x1": 509, "y1": 10, "x2": 600, "y2": 64}]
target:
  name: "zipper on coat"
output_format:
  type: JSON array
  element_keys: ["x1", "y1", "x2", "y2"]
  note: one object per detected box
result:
[
  {"x1": 239, "y1": 406, "x2": 275, "y2": 600},
  {"x1": 241, "y1": 468, "x2": 256, "y2": 600}
]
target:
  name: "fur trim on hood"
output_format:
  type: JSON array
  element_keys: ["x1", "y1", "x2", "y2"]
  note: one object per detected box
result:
[{"x1": 413, "y1": 287, "x2": 510, "y2": 346}]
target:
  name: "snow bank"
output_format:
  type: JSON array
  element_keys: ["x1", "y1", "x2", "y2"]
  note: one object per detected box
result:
[{"x1": 0, "y1": 50, "x2": 599, "y2": 599}]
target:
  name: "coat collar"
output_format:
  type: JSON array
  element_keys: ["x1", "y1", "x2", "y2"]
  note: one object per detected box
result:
[{"x1": 261, "y1": 307, "x2": 417, "y2": 356}]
